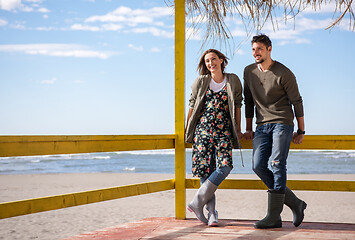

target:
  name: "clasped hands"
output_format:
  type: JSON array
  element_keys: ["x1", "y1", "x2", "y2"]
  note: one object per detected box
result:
[{"x1": 238, "y1": 130, "x2": 303, "y2": 144}]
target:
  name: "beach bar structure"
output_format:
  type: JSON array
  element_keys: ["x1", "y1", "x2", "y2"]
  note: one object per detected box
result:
[{"x1": 1, "y1": 0, "x2": 355, "y2": 238}]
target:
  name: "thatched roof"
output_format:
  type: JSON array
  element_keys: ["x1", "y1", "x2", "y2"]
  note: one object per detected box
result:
[{"x1": 167, "y1": 0, "x2": 354, "y2": 51}]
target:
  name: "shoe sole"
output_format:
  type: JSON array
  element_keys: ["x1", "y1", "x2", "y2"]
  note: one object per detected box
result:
[
  {"x1": 187, "y1": 205, "x2": 208, "y2": 225},
  {"x1": 254, "y1": 223, "x2": 282, "y2": 229},
  {"x1": 294, "y1": 201, "x2": 307, "y2": 227},
  {"x1": 208, "y1": 222, "x2": 218, "y2": 227}
]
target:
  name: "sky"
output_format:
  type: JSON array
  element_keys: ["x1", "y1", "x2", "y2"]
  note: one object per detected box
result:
[{"x1": 0, "y1": 0, "x2": 354, "y2": 136}]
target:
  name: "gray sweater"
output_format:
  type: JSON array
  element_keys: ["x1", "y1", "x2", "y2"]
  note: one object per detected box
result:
[{"x1": 243, "y1": 61, "x2": 304, "y2": 127}]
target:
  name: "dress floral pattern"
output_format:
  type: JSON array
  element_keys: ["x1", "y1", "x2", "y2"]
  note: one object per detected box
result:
[{"x1": 192, "y1": 85, "x2": 233, "y2": 178}]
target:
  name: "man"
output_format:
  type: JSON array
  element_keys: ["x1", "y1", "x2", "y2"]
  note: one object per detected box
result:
[{"x1": 243, "y1": 34, "x2": 307, "y2": 229}]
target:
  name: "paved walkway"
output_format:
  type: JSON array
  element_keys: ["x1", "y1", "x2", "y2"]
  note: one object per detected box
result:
[{"x1": 65, "y1": 217, "x2": 355, "y2": 240}]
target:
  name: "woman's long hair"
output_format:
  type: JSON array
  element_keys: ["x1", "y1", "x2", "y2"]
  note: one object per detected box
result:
[{"x1": 197, "y1": 49, "x2": 229, "y2": 75}]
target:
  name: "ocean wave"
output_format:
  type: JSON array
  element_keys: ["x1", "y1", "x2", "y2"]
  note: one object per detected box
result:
[
  {"x1": 114, "y1": 150, "x2": 175, "y2": 155},
  {"x1": 124, "y1": 167, "x2": 136, "y2": 171},
  {"x1": 92, "y1": 156, "x2": 111, "y2": 160},
  {"x1": 289, "y1": 149, "x2": 355, "y2": 153},
  {"x1": 1, "y1": 149, "x2": 354, "y2": 175}
]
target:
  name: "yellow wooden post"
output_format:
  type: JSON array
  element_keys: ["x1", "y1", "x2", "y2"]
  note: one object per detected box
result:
[{"x1": 175, "y1": 0, "x2": 186, "y2": 219}]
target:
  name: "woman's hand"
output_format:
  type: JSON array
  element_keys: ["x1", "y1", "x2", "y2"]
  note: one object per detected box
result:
[
  {"x1": 244, "y1": 130, "x2": 254, "y2": 140},
  {"x1": 237, "y1": 130, "x2": 244, "y2": 140}
]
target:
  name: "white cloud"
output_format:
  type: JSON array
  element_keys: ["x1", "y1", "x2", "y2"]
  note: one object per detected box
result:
[
  {"x1": 37, "y1": 7, "x2": 49, "y2": 13},
  {"x1": 229, "y1": 15, "x2": 343, "y2": 46},
  {"x1": 0, "y1": 0, "x2": 48, "y2": 12},
  {"x1": 12, "y1": 5, "x2": 175, "y2": 39},
  {"x1": 40, "y1": 77, "x2": 56, "y2": 84},
  {"x1": 301, "y1": 2, "x2": 342, "y2": 14},
  {"x1": 186, "y1": 27, "x2": 202, "y2": 40},
  {"x1": 101, "y1": 23, "x2": 123, "y2": 31},
  {"x1": 187, "y1": 14, "x2": 208, "y2": 25},
  {"x1": 25, "y1": 0, "x2": 44, "y2": 3},
  {"x1": 0, "y1": 18, "x2": 8, "y2": 26},
  {"x1": 0, "y1": 0, "x2": 22, "y2": 11},
  {"x1": 234, "y1": 49, "x2": 244, "y2": 55},
  {"x1": 85, "y1": 6, "x2": 172, "y2": 26},
  {"x1": 69, "y1": 23, "x2": 123, "y2": 32},
  {"x1": 224, "y1": 2, "x2": 354, "y2": 47},
  {"x1": 0, "y1": 43, "x2": 116, "y2": 59},
  {"x1": 128, "y1": 44, "x2": 143, "y2": 51},
  {"x1": 36, "y1": 26, "x2": 56, "y2": 31},
  {"x1": 150, "y1": 47, "x2": 161, "y2": 52},
  {"x1": 129, "y1": 27, "x2": 174, "y2": 38},
  {"x1": 70, "y1": 24, "x2": 101, "y2": 31},
  {"x1": 74, "y1": 6, "x2": 175, "y2": 38},
  {"x1": 10, "y1": 22, "x2": 25, "y2": 29}
]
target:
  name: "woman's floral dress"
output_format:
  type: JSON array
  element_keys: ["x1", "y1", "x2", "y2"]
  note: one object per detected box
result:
[{"x1": 192, "y1": 85, "x2": 233, "y2": 178}]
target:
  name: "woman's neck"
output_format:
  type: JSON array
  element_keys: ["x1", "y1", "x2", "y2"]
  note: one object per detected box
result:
[{"x1": 211, "y1": 72, "x2": 224, "y2": 83}]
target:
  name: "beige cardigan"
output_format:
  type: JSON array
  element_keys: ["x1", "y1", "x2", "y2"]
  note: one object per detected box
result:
[{"x1": 185, "y1": 73, "x2": 243, "y2": 149}]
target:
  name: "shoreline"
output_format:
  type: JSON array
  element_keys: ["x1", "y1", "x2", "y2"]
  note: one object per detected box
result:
[{"x1": 0, "y1": 173, "x2": 354, "y2": 240}]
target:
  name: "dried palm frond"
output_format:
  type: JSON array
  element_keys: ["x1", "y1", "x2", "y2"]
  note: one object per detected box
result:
[{"x1": 166, "y1": 0, "x2": 354, "y2": 54}]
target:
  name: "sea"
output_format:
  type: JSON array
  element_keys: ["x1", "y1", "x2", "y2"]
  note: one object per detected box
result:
[{"x1": 1, "y1": 149, "x2": 355, "y2": 175}]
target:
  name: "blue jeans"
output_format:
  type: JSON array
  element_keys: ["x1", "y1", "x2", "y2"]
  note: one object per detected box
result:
[
  {"x1": 252, "y1": 123, "x2": 294, "y2": 192},
  {"x1": 200, "y1": 166, "x2": 231, "y2": 186}
]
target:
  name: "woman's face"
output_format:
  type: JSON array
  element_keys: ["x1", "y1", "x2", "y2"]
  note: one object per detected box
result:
[{"x1": 204, "y1": 52, "x2": 223, "y2": 74}]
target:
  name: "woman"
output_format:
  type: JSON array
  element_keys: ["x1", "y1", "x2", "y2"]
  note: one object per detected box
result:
[{"x1": 185, "y1": 49, "x2": 243, "y2": 226}]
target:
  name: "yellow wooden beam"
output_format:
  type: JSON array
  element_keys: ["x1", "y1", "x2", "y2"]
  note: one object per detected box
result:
[
  {"x1": 186, "y1": 135, "x2": 355, "y2": 150},
  {"x1": 174, "y1": 0, "x2": 186, "y2": 220},
  {"x1": 0, "y1": 179, "x2": 175, "y2": 219},
  {"x1": 186, "y1": 178, "x2": 355, "y2": 192},
  {"x1": 0, "y1": 135, "x2": 175, "y2": 157},
  {"x1": 290, "y1": 135, "x2": 355, "y2": 150},
  {"x1": 1, "y1": 135, "x2": 354, "y2": 158}
]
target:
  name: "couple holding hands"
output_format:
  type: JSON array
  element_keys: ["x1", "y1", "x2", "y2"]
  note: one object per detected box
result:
[{"x1": 185, "y1": 34, "x2": 307, "y2": 229}]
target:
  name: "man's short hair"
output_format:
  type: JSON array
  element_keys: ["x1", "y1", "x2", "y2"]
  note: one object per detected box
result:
[{"x1": 252, "y1": 34, "x2": 272, "y2": 48}]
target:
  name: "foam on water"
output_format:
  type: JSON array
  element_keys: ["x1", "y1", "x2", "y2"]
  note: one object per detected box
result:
[{"x1": 0, "y1": 149, "x2": 354, "y2": 175}]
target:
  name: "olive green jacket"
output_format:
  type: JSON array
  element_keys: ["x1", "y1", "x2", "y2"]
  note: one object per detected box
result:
[{"x1": 185, "y1": 73, "x2": 243, "y2": 149}]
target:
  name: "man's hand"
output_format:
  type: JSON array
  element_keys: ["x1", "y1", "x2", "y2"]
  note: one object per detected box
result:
[
  {"x1": 292, "y1": 132, "x2": 304, "y2": 144},
  {"x1": 244, "y1": 130, "x2": 254, "y2": 141}
]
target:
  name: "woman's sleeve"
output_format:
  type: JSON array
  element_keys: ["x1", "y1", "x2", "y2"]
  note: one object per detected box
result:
[
  {"x1": 188, "y1": 76, "x2": 201, "y2": 109},
  {"x1": 233, "y1": 74, "x2": 243, "y2": 108}
]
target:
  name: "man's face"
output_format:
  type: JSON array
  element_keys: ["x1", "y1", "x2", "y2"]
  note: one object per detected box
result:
[{"x1": 252, "y1": 42, "x2": 271, "y2": 64}]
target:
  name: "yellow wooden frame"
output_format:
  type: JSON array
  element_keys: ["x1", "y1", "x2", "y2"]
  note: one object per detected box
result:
[
  {"x1": 2, "y1": 135, "x2": 354, "y2": 158},
  {"x1": 1, "y1": 134, "x2": 355, "y2": 219},
  {"x1": 0, "y1": 135, "x2": 175, "y2": 157},
  {"x1": 0, "y1": 180, "x2": 175, "y2": 219},
  {"x1": 0, "y1": 0, "x2": 354, "y2": 221},
  {"x1": 186, "y1": 179, "x2": 355, "y2": 192},
  {"x1": 174, "y1": 0, "x2": 186, "y2": 220}
]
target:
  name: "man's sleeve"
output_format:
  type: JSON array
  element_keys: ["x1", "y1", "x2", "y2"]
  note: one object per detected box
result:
[
  {"x1": 282, "y1": 70, "x2": 304, "y2": 118},
  {"x1": 244, "y1": 69, "x2": 255, "y2": 118}
]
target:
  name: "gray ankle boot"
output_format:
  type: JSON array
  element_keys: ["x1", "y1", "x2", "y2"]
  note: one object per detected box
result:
[
  {"x1": 187, "y1": 179, "x2": 218, "y2": 224},
  {"x1": 284, "y1": 187, "x2": 307, "y2": 227},
  {"x1": 254, "y1": 191, "x2": 285, "y2": 229},
  {"x1": 206, "y1": 194, "x2": 218, "y2": 226}
]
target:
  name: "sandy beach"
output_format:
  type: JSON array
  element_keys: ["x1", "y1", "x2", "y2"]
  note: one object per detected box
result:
[{"x1": 0, "y1": 173, "x2": 354, "y2": 240}]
